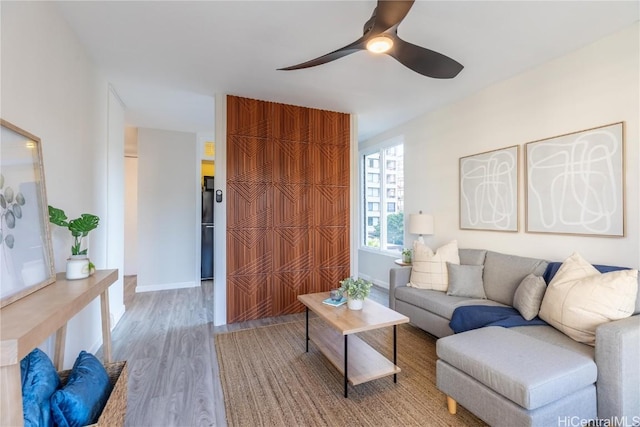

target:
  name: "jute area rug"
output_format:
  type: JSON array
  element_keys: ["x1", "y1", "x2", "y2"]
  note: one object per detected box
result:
[{"x1": 215, "y1": 320, "x2": 487, "y2": 426}]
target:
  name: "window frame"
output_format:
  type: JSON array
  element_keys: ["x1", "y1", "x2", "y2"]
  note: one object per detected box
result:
[{"x1": 360, "y1": 137, "x2": 404, "y2": 255}]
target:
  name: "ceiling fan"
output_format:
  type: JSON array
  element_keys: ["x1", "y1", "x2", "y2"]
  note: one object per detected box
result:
[{"x1": 278, "y1": 0, "x2": 463, "y2": 79}]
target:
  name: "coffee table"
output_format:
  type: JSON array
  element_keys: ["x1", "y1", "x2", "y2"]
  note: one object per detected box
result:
[{"x1": 297, "y1": 292, "x2": 410, "y2": 398}]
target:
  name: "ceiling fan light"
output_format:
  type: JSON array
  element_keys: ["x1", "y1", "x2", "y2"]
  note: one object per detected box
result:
[{"x1": 366, "y1": 35, "x2": 393, "y2": 54}]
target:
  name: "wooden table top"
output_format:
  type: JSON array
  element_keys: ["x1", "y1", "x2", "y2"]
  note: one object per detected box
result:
[
  {"x1": 0, "y1": 269, "x2": 118, "y2": 366},
  {"x1": 297, "y1": 292, "x2": 409, "y2": 335}
]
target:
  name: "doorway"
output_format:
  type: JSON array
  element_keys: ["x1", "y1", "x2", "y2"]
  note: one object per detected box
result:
[{"x1": 199, "y1": 141, "x2": 215, "y2": 282}]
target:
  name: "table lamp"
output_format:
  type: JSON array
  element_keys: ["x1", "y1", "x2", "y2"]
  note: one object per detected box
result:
[{"x1": 408, "y1": 211, "x2": 434, "y2": 244}]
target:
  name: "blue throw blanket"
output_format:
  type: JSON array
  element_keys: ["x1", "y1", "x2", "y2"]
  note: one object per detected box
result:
[{"x1": 450, "y1": 305, "x2": 547, "y2": 333}]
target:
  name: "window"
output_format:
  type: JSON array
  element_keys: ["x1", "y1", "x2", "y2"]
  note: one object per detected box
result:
[{"x1": 362, "y1": 142, "x2": 404, "y2": 252}]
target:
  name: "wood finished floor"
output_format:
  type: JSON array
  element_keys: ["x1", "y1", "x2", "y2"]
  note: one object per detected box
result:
[{"x1": 105, "y1": 277, "x2": 389, "y2": 426}]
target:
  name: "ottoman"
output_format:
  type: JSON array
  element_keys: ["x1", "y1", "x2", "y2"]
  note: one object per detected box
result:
[{"x1": 436, "y1": 326, "x2": 597, "y2": 427}]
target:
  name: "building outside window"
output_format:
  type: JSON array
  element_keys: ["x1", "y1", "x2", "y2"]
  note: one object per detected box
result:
[{"x1": 362, "y1": 142, "x2": 404, "y2": 251}]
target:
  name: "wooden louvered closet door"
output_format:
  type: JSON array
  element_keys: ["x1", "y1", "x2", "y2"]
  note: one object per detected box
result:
[{"x1": 226, "y1": 96, "x2": 350, "y2": 323}]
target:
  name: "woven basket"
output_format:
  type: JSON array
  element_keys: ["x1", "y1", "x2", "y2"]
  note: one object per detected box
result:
[{"x1": 58, "y1": 361, "x2": 128, "y2": 427}]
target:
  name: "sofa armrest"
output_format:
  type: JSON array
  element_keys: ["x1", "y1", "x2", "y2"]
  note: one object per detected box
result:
[
  {"x1": 389, "y1": 267, "x2": 411, "y2": 310},
  {"x1": 595, "y1": 314, "x2": 640, "y2": 420}
]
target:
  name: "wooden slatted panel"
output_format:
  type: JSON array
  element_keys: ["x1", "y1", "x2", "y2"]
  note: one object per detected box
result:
[
  {"x1": 226, "y1": 95, "x2": 349, "y2": 323},
  {"x1": 227, "y1": 97, "x2": 270, "y2": 137},
  {"x1": 272, "y1": 103, "x2": 310, "y2": 142},
  {"x1": 226, "y1": 135, "x2": 272, "y2": 183},
  {"x1": 309, "y1": 108, "x2": 350, "y2": 145},
  {"x1": 226, "y1": 274, "x2": 272, "y2": 322}
]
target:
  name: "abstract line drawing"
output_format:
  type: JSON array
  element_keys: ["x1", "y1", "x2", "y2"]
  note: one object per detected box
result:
[
  {"x1": 526, "y1": 122, "x2": 624, "y2": 236},
  {"x1": 459, "y1": 145, "x2": 519, "y2": 232}
]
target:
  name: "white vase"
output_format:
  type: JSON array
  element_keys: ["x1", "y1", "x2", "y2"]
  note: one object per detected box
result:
[
  {"x1": 347, "y1": 297, "x2": 364, "y2": 310},
  {"x1": 66, "y1": 255, "x2": 90, "y2": 280}
]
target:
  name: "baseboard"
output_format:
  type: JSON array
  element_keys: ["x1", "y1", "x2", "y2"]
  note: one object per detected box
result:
[
  {"x1": 136, "y1": 281, "x2": 199, "y2": 293},
  {"x1": 358, "y1": 273, "x2": 389, "y2": 290},
  {"x1": 111, "y1": 305, "x2": 126, "y2": 329}
]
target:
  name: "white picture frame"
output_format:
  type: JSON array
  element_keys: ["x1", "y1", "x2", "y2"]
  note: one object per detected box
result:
[
  {"x1": 1, "y1": 119, "x2": 56, "y2": 307},
  {"x1": 459, "y1": 145, "x2": 519, "y2": 232},
  {"x1": 525, "y1": 122, "x2": 625, "y2": 237}
]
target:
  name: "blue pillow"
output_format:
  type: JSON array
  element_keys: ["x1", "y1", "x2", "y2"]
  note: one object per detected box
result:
[
  {"x1": 50, "y1": 351, "x2": 112, "y2": 427},
  {"x1": 20, "y1": 348, "x2": 60, "y2": 427}
]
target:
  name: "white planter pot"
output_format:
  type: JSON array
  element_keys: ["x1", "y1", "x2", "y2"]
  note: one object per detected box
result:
[
  {"x1": 347, "y1": 297, "x2": 364, "y2": 310},
  {"x1": 66, "y1": 256, "x2": 90, "y2": 280}
]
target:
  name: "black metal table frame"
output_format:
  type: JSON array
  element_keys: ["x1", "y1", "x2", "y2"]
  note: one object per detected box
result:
[{"x1": 304, "y1": 307, "x2": 398, "y2": 398}]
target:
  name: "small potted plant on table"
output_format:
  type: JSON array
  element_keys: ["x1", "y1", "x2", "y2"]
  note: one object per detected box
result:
[
  {"x1": 338, "y1": 277, "x2": 373, "y2": 310},
  {"x1": 402, "y1": 248, "x2": 412, "y2": 264},
  {"x1": 48, "y1": 206, "x2": 99, "y2": 280}
]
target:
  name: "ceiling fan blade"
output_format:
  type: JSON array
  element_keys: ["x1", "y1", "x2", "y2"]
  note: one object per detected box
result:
[
  {"x1": 387, "y1": 35, "x2": 463, "y2": 79},
  {"x1": 370, "y1": 0, "x2": 415, "y2": 34},
  {"x1": 278, "y1": 37, "x2": 367, "y2": 71}
]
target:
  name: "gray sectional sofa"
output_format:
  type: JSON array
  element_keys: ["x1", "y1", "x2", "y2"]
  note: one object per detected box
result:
[{"x1": 389, "y1": 249, "x2": 640, "y2": 427}]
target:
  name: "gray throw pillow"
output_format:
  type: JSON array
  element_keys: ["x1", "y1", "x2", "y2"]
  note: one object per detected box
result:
[
  {"x1": 513, "y1": 274, "x2": 547, "y2": 321},
  {"x1": 446, "y1": 263, "x2": 486, "y2": 298}
]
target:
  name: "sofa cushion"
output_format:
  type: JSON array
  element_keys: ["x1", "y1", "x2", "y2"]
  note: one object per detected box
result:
[
  {"x1": 436, "y1": 326, "x2": 597, "y2": 410},
  {"x1": 538, "y1": 253, "x2": 638, "y2": 346},
  {"x1": 482, "y1": 251, "x2": 548, "y2": 306},
  {"x1": 544, "y1": 262, "x2": 640, "y2": 315},
  {"x1": 510, "y1": 325, "x2": 594, "y2": 359},
  {"x1": 446, "y1": 263, "x2": 486, "y2": 299},
  {"x1": 458, "y1": 248, "x2": 487, "y2": 266},
  {"x1": 395, "y1": 286, "x2": 505, "y2": 320},
  {"x1": 513, "y1": 274, "x2": 546, "y2": 321},
  {"x1": 408, "y1": 240, "x2": 460, "y2": 291}
]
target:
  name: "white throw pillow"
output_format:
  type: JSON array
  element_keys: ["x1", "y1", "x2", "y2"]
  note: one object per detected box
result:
[
  {"x1": 408, "y1": 240, "x2": 460, "y2": 291},
  {"x1": 538, "y1": 252, "x2": 638, "y2": 346}
]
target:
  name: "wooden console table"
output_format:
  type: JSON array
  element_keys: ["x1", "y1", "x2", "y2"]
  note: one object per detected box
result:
[{"x1": 0, "y1": 269, "x2": 118, "y2": 426}]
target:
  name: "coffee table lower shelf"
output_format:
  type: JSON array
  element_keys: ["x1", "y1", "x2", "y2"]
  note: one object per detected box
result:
[{"x1": 308, "y1": 321, "x2": 400, "y2": 396}]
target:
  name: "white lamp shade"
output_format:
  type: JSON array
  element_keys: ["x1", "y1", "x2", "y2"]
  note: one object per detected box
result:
[{"x1": 408, "y1": 213, "x2": 434, "y2": 236}]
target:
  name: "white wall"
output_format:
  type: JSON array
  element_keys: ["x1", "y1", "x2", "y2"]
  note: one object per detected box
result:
[
  {"x1": 124, "y1": 128, "x2": 139, "y2": 275},
  {"x1": 105, "y1": 88, "x2": 126, "y2": 324},
  {"x1": 213, "y1": 95, "x2": 227, "y2": 325},
  {"x1": 360, "y1": 23, "x2": 640, "y2": 285},
  {"x1": 1, "y1": 1, "x2": 125, "y2": 367},
  {"x1": 124, "y1": 157, "x2": 139, "y2": 275},
  {"x1": 137, "y1": 128, "x2": 198, "y2": 292}
]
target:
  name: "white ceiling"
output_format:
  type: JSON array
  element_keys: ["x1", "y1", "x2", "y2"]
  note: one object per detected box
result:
[{"x1": 55, "y1": 1, "x2": 639, "y2": 141}]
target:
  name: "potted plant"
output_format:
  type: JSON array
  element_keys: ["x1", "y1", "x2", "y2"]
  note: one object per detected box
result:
[
  {"x1": 338, "y1": 277, "x2": 373, "y2": 310},
  {"x1": 48, "y1": 206, "x2": 99, "y2": 280},
  {"x1": 402, "y1": 248, "x2": 412, "y2": 263}
]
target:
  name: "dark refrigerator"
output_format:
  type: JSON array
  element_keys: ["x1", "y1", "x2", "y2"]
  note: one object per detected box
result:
[{"x1": 201, "y1": 176, "x2": 214, "y2": 279}]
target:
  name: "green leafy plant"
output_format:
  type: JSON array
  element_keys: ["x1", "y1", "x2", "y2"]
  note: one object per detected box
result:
[
  {"x1": 48, "y1": 206, "x2": 99, "y2": 256},
  {"x1": 338, "y1": 277, "x2": 373, "y2": 300},
  {"x1": 401, "y1": 248, "x2": 412, "y2": 262}
]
